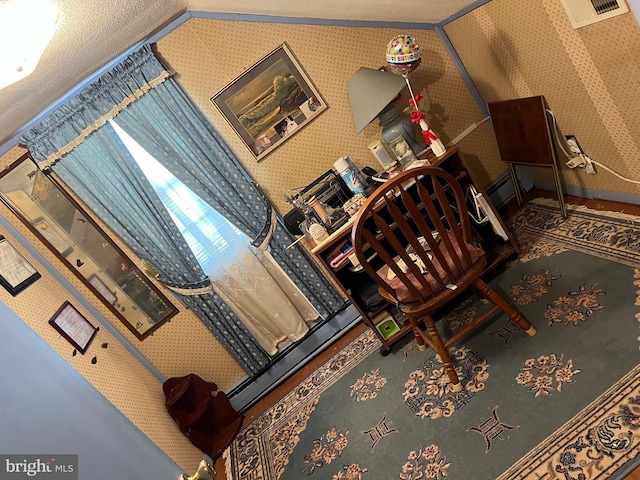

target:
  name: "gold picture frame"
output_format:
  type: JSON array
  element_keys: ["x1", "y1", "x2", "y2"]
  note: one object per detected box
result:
[{"x1": 211, "y1": 43, "x2": 327, "y2": 161}]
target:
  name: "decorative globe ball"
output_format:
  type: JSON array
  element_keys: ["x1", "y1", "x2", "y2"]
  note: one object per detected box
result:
[
  {"x1": 386, "y1": 35, "x2": 421, "y2": 66},
  {"x1": 387, "y1": 58, "x2": 422, "y2": 74}
]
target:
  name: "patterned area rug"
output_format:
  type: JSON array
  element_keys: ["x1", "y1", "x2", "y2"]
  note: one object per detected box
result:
[{"x1": 225, "y1": 200, "x2": 640, "y2": 480}]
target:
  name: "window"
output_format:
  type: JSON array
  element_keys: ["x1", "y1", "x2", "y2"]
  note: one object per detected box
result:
[{"x1": 110, "y1": 121, "x2": 249, "y2": 276}]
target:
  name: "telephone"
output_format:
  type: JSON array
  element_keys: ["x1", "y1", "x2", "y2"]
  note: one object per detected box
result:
[{"x1": 327, "y1": 238, "x2": 354, "y2": 268}]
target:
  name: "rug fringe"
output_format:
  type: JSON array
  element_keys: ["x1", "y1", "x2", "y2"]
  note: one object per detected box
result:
[
  {"x1": 531, "y1": 197, "x2": 640, "y2": 223},
  {"x1": 223, "y1": 448, "x2": 233, "y2": 480}
]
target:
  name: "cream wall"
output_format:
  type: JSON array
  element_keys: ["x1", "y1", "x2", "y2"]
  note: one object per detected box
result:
[
  {"x1": 446, "y1": 0, "x2": 640, "y2": 198},
  {"x1": 2, "y1": 0, "x2": 633, "y2": 471},
  {"x1": 0, "y1": 147, "x2": 238, "y2": 472},
  {"x1": 156, "y1": 17, "x2": 503, "y2": 213}
]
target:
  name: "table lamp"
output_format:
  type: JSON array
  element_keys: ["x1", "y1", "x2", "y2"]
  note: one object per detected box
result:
[{"x1": 347, "y1": 67, "x2": 425, "y2": 155}]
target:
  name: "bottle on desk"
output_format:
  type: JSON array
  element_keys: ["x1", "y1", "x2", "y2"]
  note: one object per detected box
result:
[{"x1": 334, "y1": 155, "x2": 366, "y2": 197}]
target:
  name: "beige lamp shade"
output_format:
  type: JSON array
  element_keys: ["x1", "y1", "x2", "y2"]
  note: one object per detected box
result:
[{"x1": 347, "y1": 67, "x2": 407, "y2": 133}]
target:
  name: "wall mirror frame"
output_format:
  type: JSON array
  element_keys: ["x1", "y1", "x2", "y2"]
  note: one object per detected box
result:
[{"x1": 0, "y1": 153, "x2": 179, "y2": 339}]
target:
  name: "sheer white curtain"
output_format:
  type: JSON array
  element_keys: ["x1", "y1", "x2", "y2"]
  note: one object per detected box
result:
[{"x1": 111, "y1": 121, "x2": 318, "y2": 355}]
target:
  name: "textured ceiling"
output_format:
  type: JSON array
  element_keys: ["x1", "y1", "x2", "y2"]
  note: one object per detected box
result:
[{"x1": 0, "y1": 0, "x2": 476, "y2": 150}]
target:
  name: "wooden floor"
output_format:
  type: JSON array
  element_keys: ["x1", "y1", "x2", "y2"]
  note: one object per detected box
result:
[
  {"x1": 501, "y1": 188, "x2": 640, "y2": 219},
  {"x1": 213, "y1": 188, "x2": 640, "y2": 479}
]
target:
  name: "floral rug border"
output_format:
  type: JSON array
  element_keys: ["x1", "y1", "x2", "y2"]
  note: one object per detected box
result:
[
  {"x1": 225, "y1": 328, "x2": 380, "y2": 480},
  {"x1": 497, "y1": 364, "x2": 640, "y2": 479},
  {"x1": 510, "y1": 199, "x2": 640, "y2": 267},
  {"x1": 225, "y1": 201, "x2": 640, "y2": 480}
]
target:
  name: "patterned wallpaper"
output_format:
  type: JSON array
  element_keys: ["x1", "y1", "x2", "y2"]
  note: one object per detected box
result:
[
  {"x1": 156, "y1": 18, "x2": 498, "y2": 214},
  {"x1": 0, "y1": 0, "x2": 637, "y2": 471},
  {"x1": 445, "y1": 0, "x2": 640, "y2": 198}
]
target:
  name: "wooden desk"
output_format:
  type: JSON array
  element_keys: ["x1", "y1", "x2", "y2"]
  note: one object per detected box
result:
[{"x1": 311, "y1": 146, "x2": 518, "y2": 353}]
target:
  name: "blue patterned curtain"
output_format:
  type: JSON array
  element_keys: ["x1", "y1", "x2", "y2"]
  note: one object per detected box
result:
[
  {"x1": 21, "y1": 44, "x2": 345, "y2": 375},
  {"x1": 113, "y1": 82, "x2": 344, "y2": 318},
  {"x1": 51, "y1": 124, "x2": 270, "y2": 374},
  {"x1": 23, "y1": 45, "x2": 170, "y2": 168}
]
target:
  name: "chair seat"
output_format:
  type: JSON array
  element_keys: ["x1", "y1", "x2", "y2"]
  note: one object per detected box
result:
[
  {"x1": 351, "y1": 166, "x2": 536, "y2": 392},
  {"x1": 377, "y1": 233, "x2": 484, "y2": 304}
]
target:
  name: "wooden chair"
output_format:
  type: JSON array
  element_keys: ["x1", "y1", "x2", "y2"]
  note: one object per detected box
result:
[
  {"x1": 351, "y1": 166, "x2": 536, "y2": 391},
  {"x1": 163, "y1": 373, "x2": 244, "y2": 462}
]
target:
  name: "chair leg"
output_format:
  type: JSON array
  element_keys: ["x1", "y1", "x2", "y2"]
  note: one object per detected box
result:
[
  {"x1": 407, "y1": 315, "x2": 428, "y2": 351},
  {"x1": 472, "y1": 279, "x2": 537, "y2": 336},
  {"x1": 407, "y1": 314, "x2": 462, "y2": 391},
  {"x1": 423, "y1": 315, "x2": 463, "y2": 392}
]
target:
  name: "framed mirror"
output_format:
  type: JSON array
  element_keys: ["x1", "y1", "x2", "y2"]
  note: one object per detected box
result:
[{"x1": 0, "y1": 153, "x2": 179, "y2": 339}]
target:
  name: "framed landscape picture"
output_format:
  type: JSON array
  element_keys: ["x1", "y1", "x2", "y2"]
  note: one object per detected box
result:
[{"x1": 211, "y1": 43, "x2": 327, "y2": 161}]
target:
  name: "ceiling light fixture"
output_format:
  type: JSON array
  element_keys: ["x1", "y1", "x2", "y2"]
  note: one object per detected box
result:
[{"x1": 0, "y1": 0, "x2": 61, "y2": 90}]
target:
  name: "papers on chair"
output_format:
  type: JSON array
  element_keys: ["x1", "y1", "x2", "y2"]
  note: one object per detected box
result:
[
  {"x1": 466, "y1": 185, "x2": 509, "y2": 241},
  {"x1": 387, "y1": 252, "x2": 432, "y2": 280}
]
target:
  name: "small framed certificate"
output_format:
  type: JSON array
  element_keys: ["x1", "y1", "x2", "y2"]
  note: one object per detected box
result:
[
  {"x1": 0, "y1": 235, "x2": 41, "y2": 296},
  {"x1": 49, "y1": 301, "x2": 98, "y2": 354}
]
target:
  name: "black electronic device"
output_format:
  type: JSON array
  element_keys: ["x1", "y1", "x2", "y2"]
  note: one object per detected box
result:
[
  {"x1": 283, "y1": 208, "x2": 306, "y2": 236},
  {"x1": 362, "y1": 166, "x2": 378, "y2": 177},
  {"x1": 298, "y1": 169, "x2": 351, "y2": 209}
]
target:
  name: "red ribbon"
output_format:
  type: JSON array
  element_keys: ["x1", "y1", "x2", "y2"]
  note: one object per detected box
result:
[
  {"x1": 409, "y1": 94, "x2": 423, "y2": 108},
  {"x1": 408, "y1": 95, "x2": 438, "y2": 145},
  {"x1": 421, "y1": 125, "x2": 438, "y2": 145}
]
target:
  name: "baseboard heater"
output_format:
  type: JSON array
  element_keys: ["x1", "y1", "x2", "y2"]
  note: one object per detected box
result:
[{"x1": 227, "y1": 301, "x2": 359, "y2": 412}]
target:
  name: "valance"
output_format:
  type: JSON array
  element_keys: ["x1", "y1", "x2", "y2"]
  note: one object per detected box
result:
[{"x1": 21, "y1": 44, "x2": 171, "y2": 169}]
